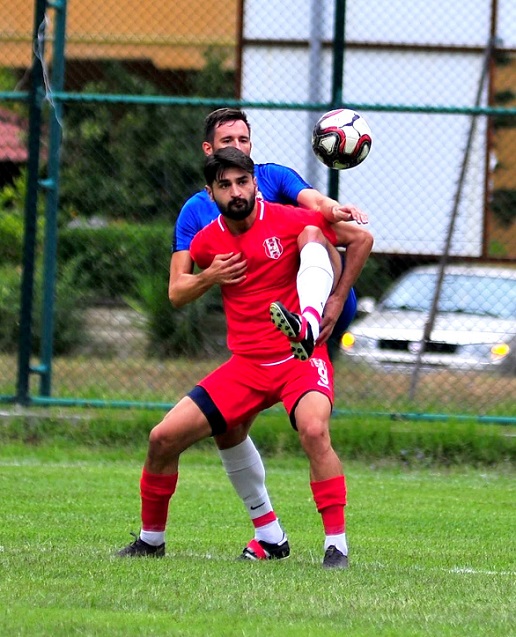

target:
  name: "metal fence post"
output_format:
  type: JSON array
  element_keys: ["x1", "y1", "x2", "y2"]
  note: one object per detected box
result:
[
  {"x1": 39, "y1": 0, "x2": 68, "y2": 397},
  {"x1": 16, "y1": 0, "x2": 47, "y2": 405},
  {"x1": 328, "y1": 0, "x2": 346, "y2": 201}
]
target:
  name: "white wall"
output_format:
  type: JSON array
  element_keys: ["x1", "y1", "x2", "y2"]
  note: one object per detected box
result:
[
  {"x1": 240, "y1": 0, "x2": 512, "y2": 256},
  {"x1": 244, "y1": 0, "x2": 494, "y2": 46}
]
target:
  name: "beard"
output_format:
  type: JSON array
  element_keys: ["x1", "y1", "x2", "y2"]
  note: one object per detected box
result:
[{"x1": 219, "y1": 193, "x2": 256, "y2": 220}]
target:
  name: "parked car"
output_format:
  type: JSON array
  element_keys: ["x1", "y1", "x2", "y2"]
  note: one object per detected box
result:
[{"x1": 341, "y1": 264, "x2": 516, "y2": 374}]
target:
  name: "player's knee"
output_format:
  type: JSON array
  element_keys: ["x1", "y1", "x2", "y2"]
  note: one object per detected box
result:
[
  {"x1": 297, "y1": 225, "x2": 325, "y2": 249},
  {"x1": 148, "y1": 425, "x2": 172, "y2": 452},
  {"x1": 297, "y1": 419, "x2": 330, "y2": 452}
]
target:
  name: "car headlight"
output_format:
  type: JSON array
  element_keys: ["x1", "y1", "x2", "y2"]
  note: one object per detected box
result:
[
  {"x1": 341, "y1": 332, "x2": 377, "y2": 352},
  {"x1": 490, "y1": 342, "x2": 511, "y2": 361},
  {"x1": 341, "y1": 332, "x2": 355, "y2": 350},
  {"x1": 459, "y1": 341, "x2": 512, "y2": 363}
]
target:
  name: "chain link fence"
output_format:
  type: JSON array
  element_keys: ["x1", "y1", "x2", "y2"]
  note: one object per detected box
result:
[{"x1": 0, "y1": 0, "x2": 515, "y2": 420}]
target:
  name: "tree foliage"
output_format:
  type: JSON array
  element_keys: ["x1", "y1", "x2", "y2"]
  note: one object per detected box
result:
[{"x1": 59, "y1": 53, "x2": 235, "y2": 223}]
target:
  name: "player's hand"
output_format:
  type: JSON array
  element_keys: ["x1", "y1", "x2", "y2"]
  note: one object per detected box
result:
[
  {"x1": 317, "y1": 294, "x2": 344, "y2": 345},
  {"x1": 331, "y1": 204, "x2": 368, "y2": 224},
  {"x1": 207, "y1": 252, "x2": 247, "y2": 285}
]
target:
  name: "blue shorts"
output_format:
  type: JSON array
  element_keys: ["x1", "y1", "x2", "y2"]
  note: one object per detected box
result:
[
  {"x1": 332, "y1": 287, "x2": 357, "y2": 340},
  {"x1": 331, "y1": 253, "x2": 358, "y2": 340}
]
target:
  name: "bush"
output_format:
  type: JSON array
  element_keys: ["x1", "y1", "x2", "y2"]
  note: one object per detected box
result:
[
  {"x1": 0, "y1": 260, "x2": 87, "y2": 354},
  {"x1": 58, "y1": 222, "x2": 171, "y2": 301},
  {"x1": 0, "y1": 265, "x2": 21, "y2": 351},
  {"x1": 128, "y1": 270, "x2": 224, "y2": 357},
  {"x1": 0, "y1": 169, "x2": 44, "y2": 266},
  {"x1": 33, "y1": 259, "x2": 90, "y2": 355},
  {"x1": 58, "y1": 55, "x2": 235, "y2": 224},
  {"x1": 0, "y1": 212, "x2": 24, "y2": 264},
  {"x1": 0, "y1": 410, "x2": 513, "y2": 467}
]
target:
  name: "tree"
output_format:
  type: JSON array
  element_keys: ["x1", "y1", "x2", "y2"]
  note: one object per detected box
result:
[{"x1": 59, "y1": 52, "x2": 236, "y2": 223}]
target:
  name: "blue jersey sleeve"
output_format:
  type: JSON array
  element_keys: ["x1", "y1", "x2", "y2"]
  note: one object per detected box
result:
[
  {"x1": 255, "y1": 163, "x2": 313, "y2": 205},
  {"x1": 172, "y1": 190, "x2": 220, "y2": 252}
]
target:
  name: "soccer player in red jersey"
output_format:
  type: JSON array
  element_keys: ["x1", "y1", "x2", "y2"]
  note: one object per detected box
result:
[
  {"x1": 117, "y1": 148, "x2": 373, "y2": 568},
  {"x1": 169, "y1": 108, "x2": 372, "y2": 562}
]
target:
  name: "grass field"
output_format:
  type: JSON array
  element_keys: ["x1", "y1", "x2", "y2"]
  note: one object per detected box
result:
[{"x1": 0, "y1": 442, "x2": 514, "y2": 636}]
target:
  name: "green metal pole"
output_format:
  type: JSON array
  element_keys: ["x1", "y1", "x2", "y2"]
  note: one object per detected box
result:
[
  {"x1": 16, "y1": 0, "x2": 47, "y2": 405},
  {"x1": 39, "y1": 0, "x2": 68, "y2": 397},
  {"x1": 328, "y1": 0, "x2": 346, "y2": 200}
]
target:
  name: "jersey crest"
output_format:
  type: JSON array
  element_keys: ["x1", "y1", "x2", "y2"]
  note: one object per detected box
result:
[{"x1": 263, "y1": 236, "x2": 283, "y2": 260}]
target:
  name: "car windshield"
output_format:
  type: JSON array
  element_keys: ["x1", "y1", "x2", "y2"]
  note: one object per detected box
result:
[{"x1": 381, "y1": 271, "x2": 516, "y2": 319}]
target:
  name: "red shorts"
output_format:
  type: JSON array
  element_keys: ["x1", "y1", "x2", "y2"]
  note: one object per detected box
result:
[{"x1": 192, "y1": 347, "x2": 334, "y2": 434}]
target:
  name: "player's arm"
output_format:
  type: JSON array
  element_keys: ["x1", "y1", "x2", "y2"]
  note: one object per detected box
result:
[
  {"x1": 168, "y1": 250, "x2": 247, "y2": 308},
  {"x1": 318, "y1": 222, "x2": 374, "y2": 344},
  {"x1": 297, "y1": 188, "x2": 369, "y2": 225},
  {"x1": 168, "y1": 250, "x2": 213, "y2": 308}
]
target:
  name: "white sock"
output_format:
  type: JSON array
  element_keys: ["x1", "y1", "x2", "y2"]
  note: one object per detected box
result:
[
  {"x1": 303, "y1": 313, "x2": 321, "y2": 341},
  {"x1": 324, "y1": 533, "x2": 348, "y2": 556},
  {"x1": 218, "y1": 437, "x2": 284, "y2": 544},
  {"x1": 140, "y1": 530, "x2": 165, "y2": 546},
  {"x1": 254, "y1": 520, "x2": 285, "y2": 545},
  {"x1": 297, "y1": 242, "x2": 334, "y2": 340}
]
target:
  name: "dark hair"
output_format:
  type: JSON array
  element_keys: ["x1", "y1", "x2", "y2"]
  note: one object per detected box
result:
[
  {"x1": 204, "y1": 147, "x2": 255, "y2": 185},
  {"x1": 204, "y1": 108, "x2": 251, "y2": 143}
]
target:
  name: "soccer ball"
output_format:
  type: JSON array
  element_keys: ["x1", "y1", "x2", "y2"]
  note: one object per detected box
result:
[{"x1": 311, "y1": 108, "x2": 372, "y2": 170}]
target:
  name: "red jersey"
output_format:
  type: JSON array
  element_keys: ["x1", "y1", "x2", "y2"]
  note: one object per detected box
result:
[{"x1": 190, "y1": 200, "x2": 337, "y2": 363}]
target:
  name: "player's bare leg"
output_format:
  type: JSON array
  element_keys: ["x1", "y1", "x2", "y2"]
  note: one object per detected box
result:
[
  {"x1": 294, "y1": 391, "x2": 349, "y2": 569},
  {"x1": 117, "y1": 397, "x2": 212, "y2": 557}
]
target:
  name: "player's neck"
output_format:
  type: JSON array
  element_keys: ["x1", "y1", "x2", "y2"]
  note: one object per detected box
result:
[{"x1": 224, "y1": 210, "x2": 257, "y2": 235}]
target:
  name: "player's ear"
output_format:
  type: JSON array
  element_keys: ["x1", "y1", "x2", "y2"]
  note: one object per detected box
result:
[
  {"x1": 205, "y1": 185, "x2": 214, "y2": 201},
  {"x1": 202, "y1": 141, "x2": 213, "y2": 156}
]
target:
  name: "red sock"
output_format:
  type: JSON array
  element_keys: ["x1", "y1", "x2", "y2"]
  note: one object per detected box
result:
[
  {"x1": 310, "y1": 475, "x2": 347, "y2": 535},
  {"x1": 303, "y1": 306, "x2": 321, "y2": 326},
  {"x1": 251, "y1": 510, "x2": 278, "y2": 529},
  {"x1": 140, "y1": 468, "x2": 178, "y2": 532}
]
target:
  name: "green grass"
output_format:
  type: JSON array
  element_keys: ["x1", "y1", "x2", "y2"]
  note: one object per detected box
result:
[
  {"x1": 0, "y1": 444, "x2": 514, "y2": 636},
  {"x1": 1, "y1": 409, "x2": 514, "y2": 466}
]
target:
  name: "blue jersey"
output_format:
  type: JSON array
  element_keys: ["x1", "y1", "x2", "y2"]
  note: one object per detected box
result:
[{"x1": 172, "y1": 162, "x2": 311, "y2": 252}]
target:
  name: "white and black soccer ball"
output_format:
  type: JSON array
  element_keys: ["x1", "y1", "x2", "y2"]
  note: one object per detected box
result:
[{"x1": 311, "y1": 108, "x2": 372, "y2": 170}]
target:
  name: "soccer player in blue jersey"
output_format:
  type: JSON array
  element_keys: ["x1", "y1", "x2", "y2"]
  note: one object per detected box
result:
[{"x1": 168, "y1": 108, "x2": 372, "y2": 561}]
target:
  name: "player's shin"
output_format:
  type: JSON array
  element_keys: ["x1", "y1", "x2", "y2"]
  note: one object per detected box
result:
[
  {"x1": 218, "y1": 437, "x2": 285, "y2": 544},
  {"x1": 297, "y1": 242, "x2": 334, "y2": 340},
  {"x1": 310, "y1": 474, "x2": 348, "y2": 556},
  {"x1": 139, "y1": 468, "x2": 178, "y2": 545}
]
